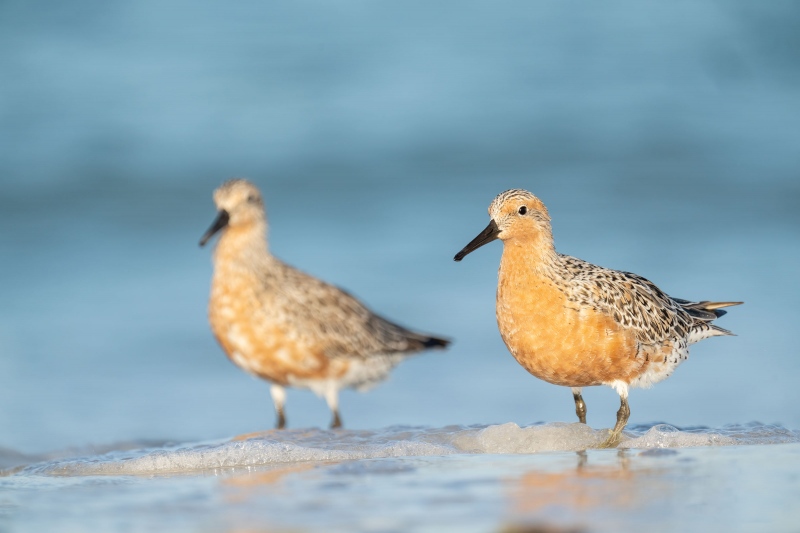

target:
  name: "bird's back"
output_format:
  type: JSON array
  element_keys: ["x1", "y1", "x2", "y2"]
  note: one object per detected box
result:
[
  {"x1": 559, "y1": 254, "x2": 736, "y2": 346},
  {"x1": 259, "y1": 258, "x2": 449, "y2": 358}
]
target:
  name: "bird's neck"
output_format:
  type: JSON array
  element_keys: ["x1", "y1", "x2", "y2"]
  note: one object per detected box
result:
[
  {"x1": 212, "y1": 221, "x2": 271, "y2": 272},
  {"x1": 495, "y1": 231, "x2": 564, "y2": 366},
  {"x1": 499, "y1": 232, "x2": 560, "y2": 280}
]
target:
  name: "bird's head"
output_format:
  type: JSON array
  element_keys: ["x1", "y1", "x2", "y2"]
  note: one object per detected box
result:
[
  {"x1": 200, "y1": 178, "x2": 266, "y2": 247},
  {"x1": 454, "y1": 189, "x2": 551, "y2": 261}
]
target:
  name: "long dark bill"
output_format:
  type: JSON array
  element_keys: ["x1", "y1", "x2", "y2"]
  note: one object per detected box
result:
[
  {"x1": 454, "y1": 219, "x2": 500, "y2": 261},
  {"x1": 199, "y1": 210, "x2": 230, "y2": 247}
]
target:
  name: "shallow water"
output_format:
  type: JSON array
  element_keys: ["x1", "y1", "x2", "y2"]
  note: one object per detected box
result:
[{"x1": 2, "y1": 423, "x2": 799, "y2": 532}]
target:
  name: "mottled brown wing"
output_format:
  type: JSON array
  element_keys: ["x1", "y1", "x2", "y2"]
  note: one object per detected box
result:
[
  {"x1": 559, "y1": 254, "x2": 694, "y2": 345},
  {"x1": 262, "y1": 260, "x2": 443, "y2": 359}
]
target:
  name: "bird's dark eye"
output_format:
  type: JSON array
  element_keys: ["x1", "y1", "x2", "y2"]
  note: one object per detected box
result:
[
  {"x1": 247, "y1": 194, "x2": 258, "y2": 203},
  {"x1": 518, "y1": 206, "x2": 527, "y2": 215}
]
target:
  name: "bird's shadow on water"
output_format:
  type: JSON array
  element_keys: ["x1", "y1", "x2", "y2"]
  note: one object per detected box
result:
[{"x1": 503, "y1": 446, "x2": 675, "y2": 533}]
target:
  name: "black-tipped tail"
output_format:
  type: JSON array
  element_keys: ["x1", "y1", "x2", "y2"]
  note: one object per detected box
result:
[{"x1": 421, "y1": 336, "x2": 451, "y2": 349}]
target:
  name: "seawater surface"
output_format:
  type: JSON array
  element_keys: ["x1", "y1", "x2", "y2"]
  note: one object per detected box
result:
[{"x1": 2, "y1": 423, "x2": 799, "y2": 532}]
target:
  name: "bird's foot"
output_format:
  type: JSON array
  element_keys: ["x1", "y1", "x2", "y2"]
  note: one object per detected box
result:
[{"x1": 597, "y1": 429, "x2": 623, "y2": 449}]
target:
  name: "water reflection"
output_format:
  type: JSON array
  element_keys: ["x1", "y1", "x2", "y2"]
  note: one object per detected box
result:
[
  {"x1": 506, "y1": 450, "x2": 670, "y2": 530},
  {"x1": 222, "y1": 462, "x2": 320, "y2": 492}
]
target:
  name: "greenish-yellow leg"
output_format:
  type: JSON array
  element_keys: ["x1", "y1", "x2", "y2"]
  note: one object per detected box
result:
[{"x1": 600, "y1": 395, "x2": 630, "y2": 448}]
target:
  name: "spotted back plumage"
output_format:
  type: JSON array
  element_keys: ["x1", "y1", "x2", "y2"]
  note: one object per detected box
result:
[
  {"x1": 255, "y1": 257, "x2": 448, "y2": 360},
  {"x1": 558, "y1": 254, "x2": 734, "y2": 348}
]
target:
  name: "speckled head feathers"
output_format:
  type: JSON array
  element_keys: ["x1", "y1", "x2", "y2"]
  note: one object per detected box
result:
[{"x1": 489, "y1": 189, "x2": 549, "y2": 223}]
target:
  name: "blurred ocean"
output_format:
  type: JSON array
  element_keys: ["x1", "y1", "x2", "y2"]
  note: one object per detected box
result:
[{"x1": 1, "y1": 1, "x2": 799, "y2": 531}]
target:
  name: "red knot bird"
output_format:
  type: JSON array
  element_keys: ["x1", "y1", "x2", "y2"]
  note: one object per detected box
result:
[
  {"x1": 454, "y1": 189, "x2": 740, "y2": 446},
  {"x1": 200, "y1": 179, "x2": 449, "y2": 429}
]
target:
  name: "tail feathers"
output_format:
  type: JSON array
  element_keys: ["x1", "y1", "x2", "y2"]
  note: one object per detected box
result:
[
  {"x1": 676, "y1": 299, "x2": 743, "y2": 321},
  {"x1": 697, "y1": 301, "x2": 743, "y2": 319},
  {"x1": 420, "y1": 335, "x2": 451, "y2": 349},
  {"x1": 679, "y1": 300, "x2": 741, "y2": 343},
  {"x1": 688, "y1": 322, "x2": 736, "y2": 344},
  {"x1": 405, "y1": 332, "x2": 451, "y2": 351},
  {"x1": 710, "y1": 324, "x2": 735, "y2": 337},
  {"x1": 698, "y1": 301, "x2": 743, "y2": 310}
]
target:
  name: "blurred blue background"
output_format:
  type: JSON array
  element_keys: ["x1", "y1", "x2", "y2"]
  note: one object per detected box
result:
[{"x1": 1, "y1": 1, "x2": 798, "y2": 453}]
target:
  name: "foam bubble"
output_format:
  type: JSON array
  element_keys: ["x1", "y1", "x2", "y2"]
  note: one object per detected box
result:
[
  {"x1": 620, "y1": 423, "x2": 800, "y2": 449},
  {"x1": 620, "y1": 424, "x2": 738, "y2": 448},
  {"x1": 28, "y1": 433, "x2": 458, "y2": 477},
  {"x1": 17, "y1": 422, "x2": 800, "y2": 477},
  {"x1": 451, "y1": 422, "x2": 608, "y2": 453}
]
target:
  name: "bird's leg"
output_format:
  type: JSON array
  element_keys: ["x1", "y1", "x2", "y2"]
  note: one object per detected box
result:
[
  {"x1": 331, "y1": 410, "x2": 342, "y2": 429},
  {"x1": 612, "y1": 395, "x2": 631, "y2": 436},
  {"x1": 599, "y1": 383, "x2": 630, "y2": 448},
  {"x1": 325, "y1": 386, "x2": 343, "y2": 429},
  {"x1": 571, "y1": 387, "x2": 587, "y2": 424},
  {"x1": 576, "y1": 450, "x2": 588, "y2": 470},
  {"x1": 270, "y1": 384, "x2": 287, "y2": 429}
]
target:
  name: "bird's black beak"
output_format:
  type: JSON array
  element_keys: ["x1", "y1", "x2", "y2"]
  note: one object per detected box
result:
[
  {"x1": 454, "y1": 220, "x2": 500, "y2": 261},
  {"x1": 199, "y1": 210, "x2": 230, "y2": 247}
]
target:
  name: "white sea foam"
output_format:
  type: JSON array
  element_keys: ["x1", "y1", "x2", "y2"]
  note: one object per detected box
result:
[
  {"x1": 451, "y1": 422, "x2": 609, "y2": 453},
  {"x1": 620, "y1": 423, "x2": 800, "y2": 448},
  {"x1": 13, "y1": 422, "x2": 799, "y2": 477}
]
